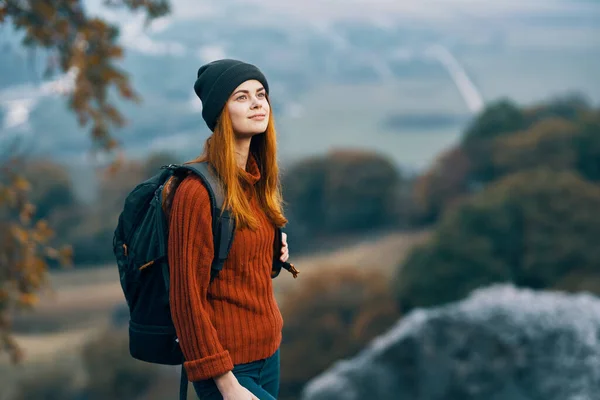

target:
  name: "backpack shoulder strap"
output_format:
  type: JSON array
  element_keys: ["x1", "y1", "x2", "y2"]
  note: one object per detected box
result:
[
  {"x1": 176, "y1": 162, "x2": 223, "y2": 208},
  {"x1": 175, "y1": 162, "x2": 236, "y2": 281}
]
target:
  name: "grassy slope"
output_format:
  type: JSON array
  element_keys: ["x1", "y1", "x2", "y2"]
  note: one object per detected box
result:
[{"x1": 4, "y1": 229, "x2": 429, "y2": 366}]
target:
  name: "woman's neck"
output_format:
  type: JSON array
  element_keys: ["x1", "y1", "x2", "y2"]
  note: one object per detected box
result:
[{"x1": 234, "y1": 136, "x2": 252, "y2": 170}]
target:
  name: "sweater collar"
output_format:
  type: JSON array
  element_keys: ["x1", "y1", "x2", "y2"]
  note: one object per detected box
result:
[{"x1": 240, "y1": 153, "x2": 260, "y2": 186}]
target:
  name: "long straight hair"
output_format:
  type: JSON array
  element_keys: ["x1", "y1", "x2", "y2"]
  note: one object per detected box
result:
[{"x1": 181, "y1": 103, "x2": 287, "y2": 231}]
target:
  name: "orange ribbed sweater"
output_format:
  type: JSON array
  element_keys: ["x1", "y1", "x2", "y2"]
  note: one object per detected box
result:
[{"x1": 167, "y1": 156, "x2": 283, "y2": 381}]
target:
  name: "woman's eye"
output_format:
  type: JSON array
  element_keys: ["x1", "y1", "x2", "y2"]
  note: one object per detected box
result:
[
  {"x1": 258, "y1": 92, "x2": 265, "y2": 98},
  {"x1": 237, "y1": 95, "x2": 247, "y2": 101}
]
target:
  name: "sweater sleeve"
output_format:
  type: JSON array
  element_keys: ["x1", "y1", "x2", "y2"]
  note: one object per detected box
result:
[{"x1": 167, "y1": 176, "x2": 234, "y2": 381}]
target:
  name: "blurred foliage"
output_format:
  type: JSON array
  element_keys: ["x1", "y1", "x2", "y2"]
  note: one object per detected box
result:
[
  {"x1": 412, "y1": 147, "x2": 472, "y2": 224},
  {"x1": 142, "y1": 151, "x2": 179, "y2": 178},
  {"x1": 282, "y1": 149, "x2": 411, "y2": 250},
  {"x1": 10, "y1": 358, "x2": 79, "y2": 400},
  {"x1": 411, "y1": 94, "x2": 599, "y2": 225},
  {"x1": 69, "y1": 152, "x2": 177, "y2": 264},
  {"x1": 20, "y1": 160, "x2": 78, "y2": 221},
  {"x1": 81, "y1": 328, "x2": 161, "y2": 400},
  {"x1": 466, "y1": 94, "x2": 596, "y2": 185},
  {"x1": 0, "y1": 0, "x2": 169, "y2": 149},
  {"x1": 0, "y1": 156, "x2": 73, "y2": 363},
  {"x1": 58, "y1": 151, "x2": 176, "y2": 265},
  {"x1": 462, "y1": 99, "x2": 527, "y2": 144},
  {"x1": 0, "y1": 0, "x2": 170, "y2": 361},
  {"x1": 396, "y1": 94, "x2": 600, "y2": 310},
  {"x1": 397, "y1": 168, "x2": 600, "y2": 309},
  {"x1": 279, "y1": 267, "x2": 400, "y2": 399},
  {"x1": 493, "y1": 112, "x2": 600, "y2": 182}
]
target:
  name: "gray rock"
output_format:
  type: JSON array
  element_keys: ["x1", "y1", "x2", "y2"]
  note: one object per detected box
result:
[{"x1": 301, "y1": 284, "x2": 600, "y2": 400}]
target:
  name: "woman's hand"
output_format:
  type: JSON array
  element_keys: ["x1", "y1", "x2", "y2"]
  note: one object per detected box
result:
[
  {"x1": 215, "y1": 371, "x2": 258, "y2": 400},
  {"x1": 280, "y1": 231, "x2": 289, "y2": 262},
  {"x1": 222, "y1": 384, "x2": 258, "y2": 400}
]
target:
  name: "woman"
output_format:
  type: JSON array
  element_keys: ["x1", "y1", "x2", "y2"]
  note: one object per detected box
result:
[{"x1": 167, "y1": 59, "x2": 292, "y2": 400}]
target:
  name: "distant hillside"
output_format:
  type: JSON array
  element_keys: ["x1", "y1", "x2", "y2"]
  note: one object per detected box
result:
[{"x1": 1, "y1": 0, "x2": 599, "y2": 177}]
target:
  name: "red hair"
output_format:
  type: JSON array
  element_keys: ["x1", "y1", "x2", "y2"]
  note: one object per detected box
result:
[{"x1": 176, "y1": 103, "x2": 287, "y2": 231}]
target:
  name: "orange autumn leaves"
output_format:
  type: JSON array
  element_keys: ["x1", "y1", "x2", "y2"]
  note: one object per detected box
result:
[{"x1": 0, "y1": 0, "x2": 169, "y2": 362}]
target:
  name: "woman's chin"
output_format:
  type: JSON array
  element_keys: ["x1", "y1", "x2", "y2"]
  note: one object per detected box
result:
[
  {"x1": 252, "y1": 121, "x2": 269, "y2": 133},
  {"x1": 237, "y1": 123, "x2": 269, "y2": 136},
  {"x1": 235, "y1": 128, "x2": 266, "y2": 138}
]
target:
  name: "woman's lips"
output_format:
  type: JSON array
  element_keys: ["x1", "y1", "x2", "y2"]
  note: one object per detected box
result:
[{"x1": 249, "y1": 114, "x2": 266, "y2": 120}]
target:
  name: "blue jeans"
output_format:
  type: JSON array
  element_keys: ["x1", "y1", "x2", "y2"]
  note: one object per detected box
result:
[{"x1": 193, "y1": 349, "x2": 280, "y2": 400}]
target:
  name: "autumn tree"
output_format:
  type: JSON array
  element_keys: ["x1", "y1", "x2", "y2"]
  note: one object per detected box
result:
[
  {"x1": 493, "y1": 109, "x2": 600, "y2": 183},
  {"x1": 282, "y1": 149, "x2": 407, "y2": 237},
  {"x1": 413, "y1": 96, "x2": 598, "y2": 227},
  {"x1": 394, "y1": 168, "x2": 600, "y2": 311},
  {"x1": 0, "y1": 0, "x2": 170, "y2": 362},
  {"x1": 462, "y1": 99, "x2": 526, "y2": 144},
  {"x1": 410, "y1": 99, "x2": 528, "y2": 226},
  {"x1": 411, "y1": 146, "x2": 472, "y2": 224},
  {"x1": 523, "y1": 93, "x2": 590, "y2": 125}
]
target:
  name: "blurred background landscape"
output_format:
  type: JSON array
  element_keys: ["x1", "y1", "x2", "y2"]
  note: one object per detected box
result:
[{"x1": 0, "y1": 0, "x2": 599, "y2": 399}]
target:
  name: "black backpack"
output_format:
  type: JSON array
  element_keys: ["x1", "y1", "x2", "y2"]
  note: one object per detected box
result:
[{"x1": 112, "y1": 161, "x2": 297, "y2": 399}]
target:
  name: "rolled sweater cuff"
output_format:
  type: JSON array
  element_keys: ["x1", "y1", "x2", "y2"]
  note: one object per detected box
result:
[{"x1": 184, "y1": 350, "x2": 234, "y2": 381}]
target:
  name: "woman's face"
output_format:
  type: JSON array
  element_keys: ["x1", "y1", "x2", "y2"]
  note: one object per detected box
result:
[{"x1": 226, "y1": 79, "x2": 270, "y2": 137}]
